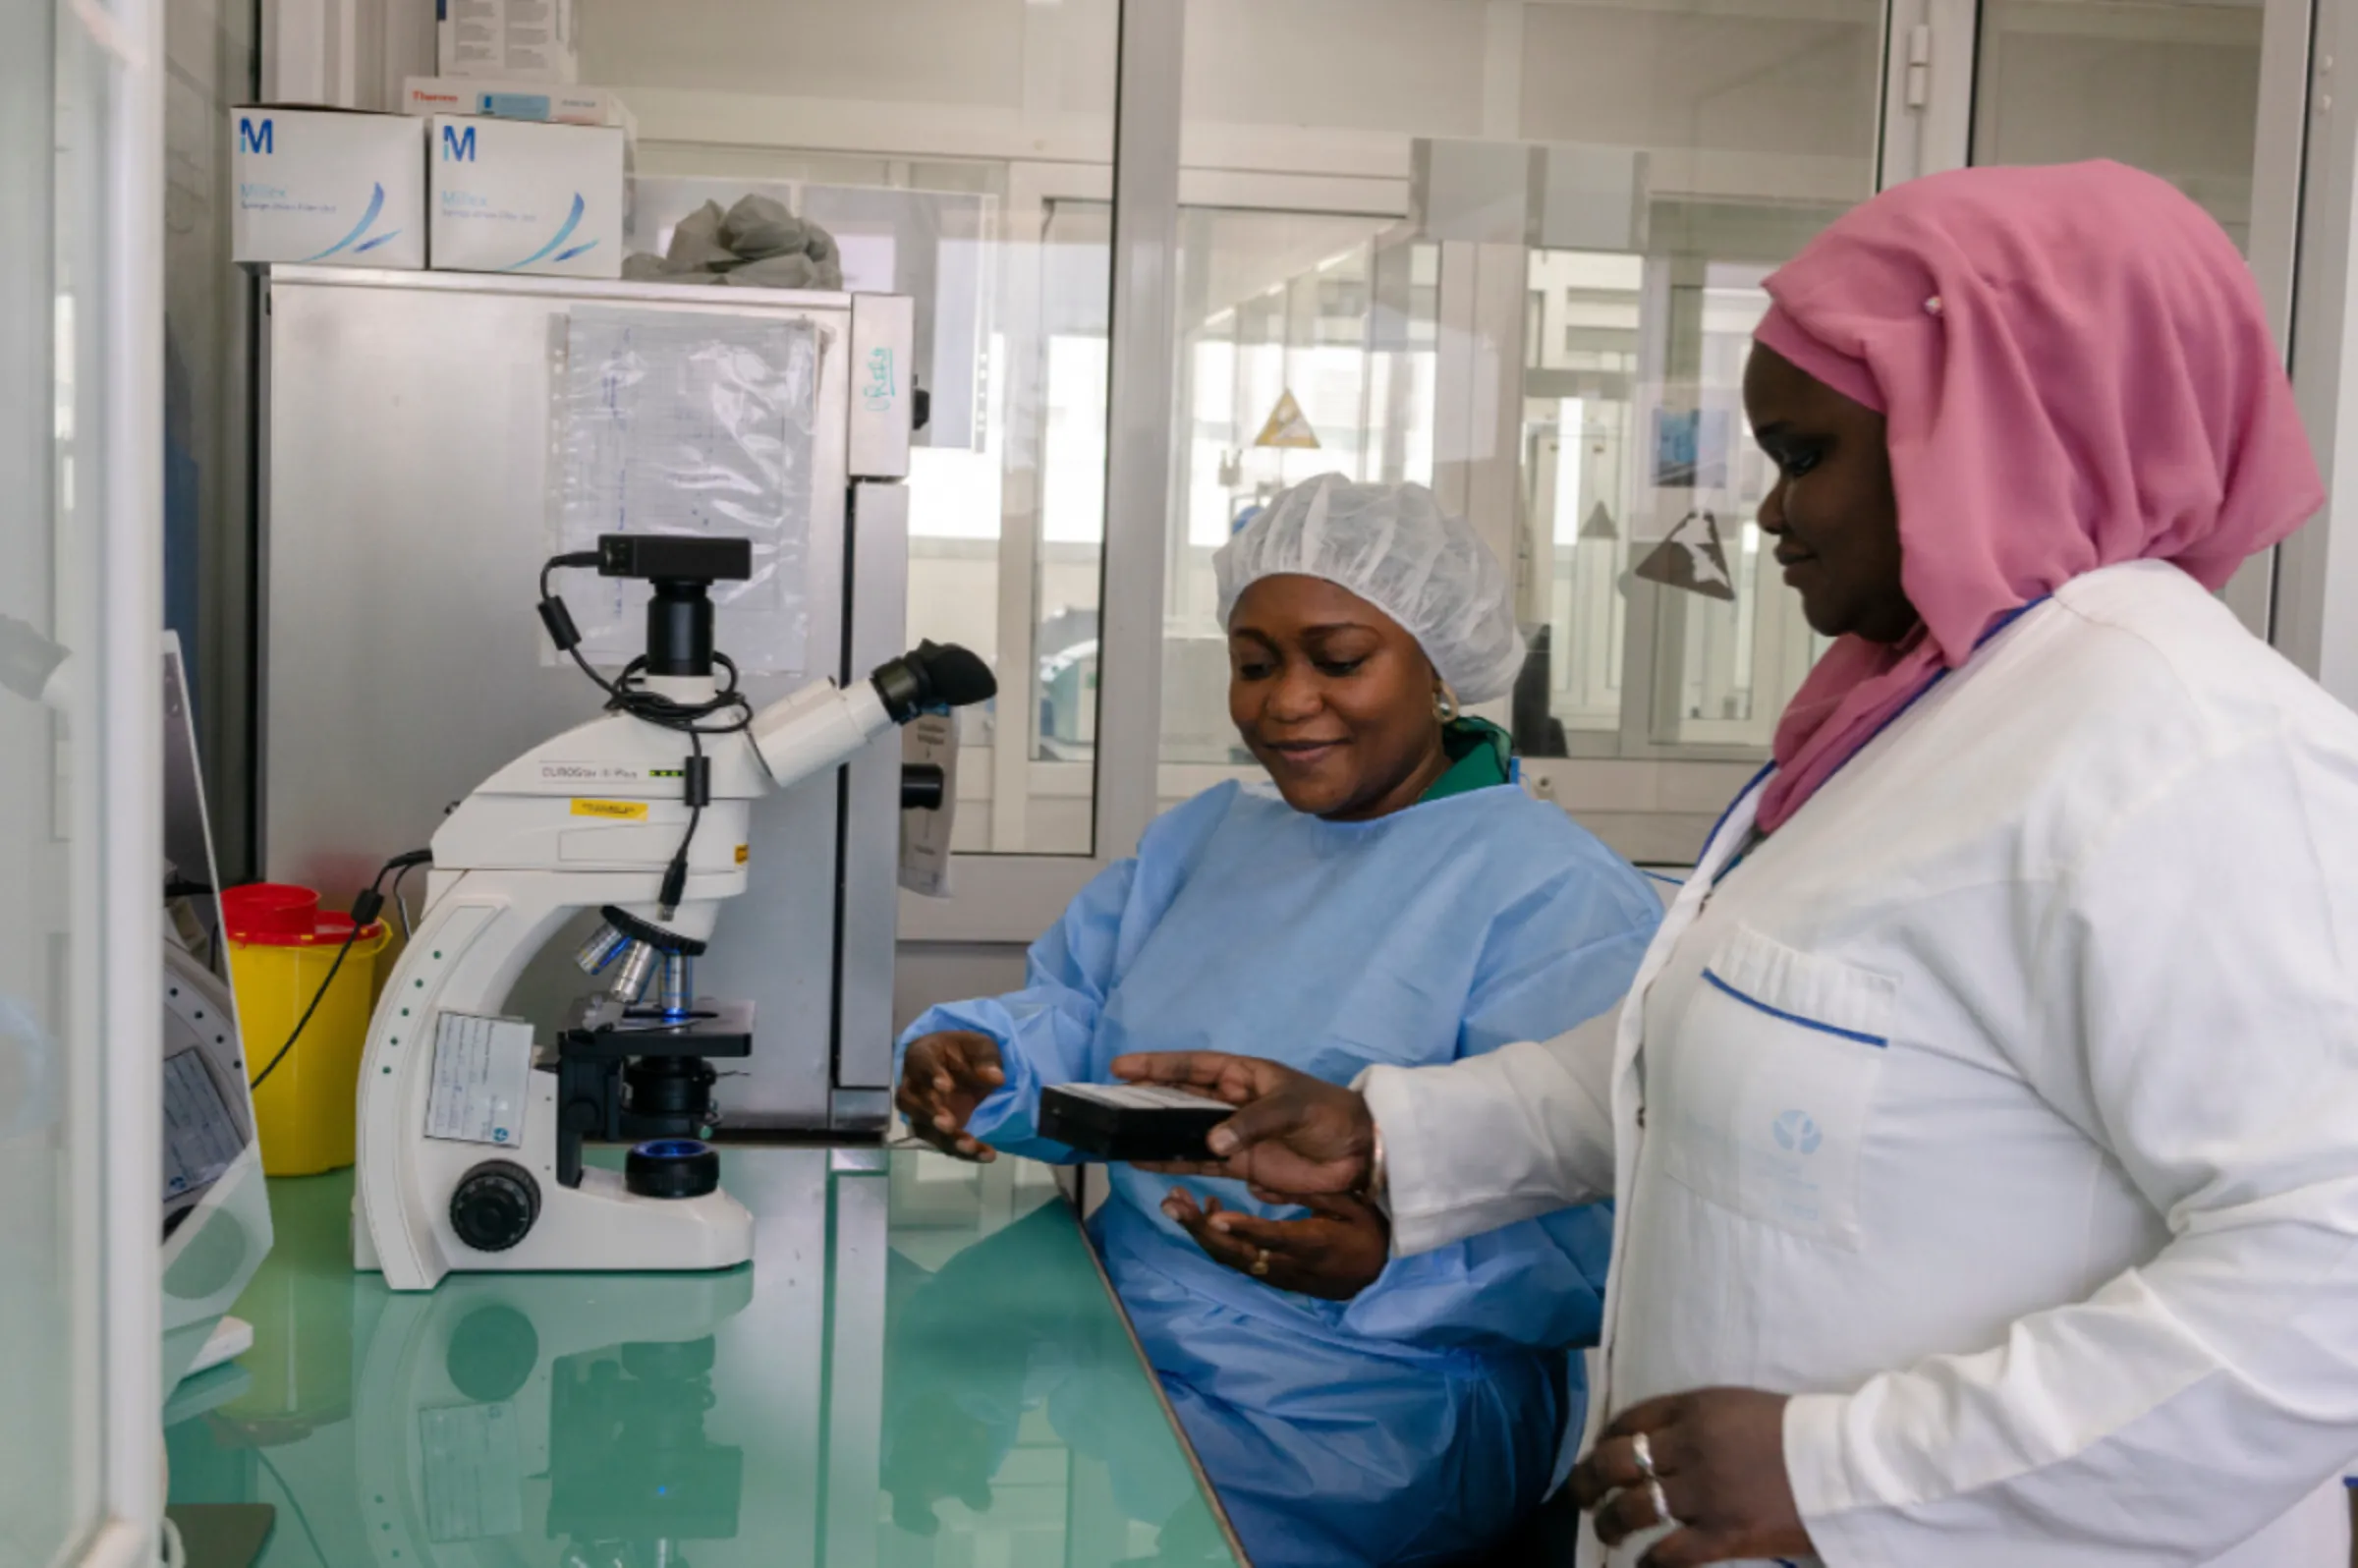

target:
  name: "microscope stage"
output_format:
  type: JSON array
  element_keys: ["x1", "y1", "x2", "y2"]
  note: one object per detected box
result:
[{"x1": 561, "y1": 997, "x2": 755, "y2": 1058}]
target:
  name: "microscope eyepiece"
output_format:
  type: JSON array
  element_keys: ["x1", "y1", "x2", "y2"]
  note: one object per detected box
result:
[{"x1": 870, "y1": 641, "x2": 998, "y2": 723}]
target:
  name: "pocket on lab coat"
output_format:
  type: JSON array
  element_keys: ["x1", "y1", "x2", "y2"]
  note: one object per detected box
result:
[{"x1": 1656, "y1": 924, "x2": 1896, "y2": 1249}]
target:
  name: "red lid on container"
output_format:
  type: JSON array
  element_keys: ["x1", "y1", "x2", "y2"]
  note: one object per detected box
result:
[{"x1": 221, "y1": 882, "x2": 383, "y2": 946}]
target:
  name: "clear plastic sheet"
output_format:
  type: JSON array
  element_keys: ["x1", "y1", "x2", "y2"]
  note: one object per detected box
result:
[{"x1": 553, "y1": 307, "x2": 818, "y2": 675}]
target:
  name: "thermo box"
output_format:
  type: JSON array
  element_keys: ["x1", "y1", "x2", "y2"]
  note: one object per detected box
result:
[
  {"x1": 400, "y1": 77, "x2": 634, "y2": 140},
  {"x1": 1039, "y1": 1083, "x2": 1235, "y2": 1163}
]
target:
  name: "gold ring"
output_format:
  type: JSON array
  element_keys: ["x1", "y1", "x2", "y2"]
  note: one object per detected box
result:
[{"x1": 1251, "y1": 1249, "x2": 1271, "y2": 1277}]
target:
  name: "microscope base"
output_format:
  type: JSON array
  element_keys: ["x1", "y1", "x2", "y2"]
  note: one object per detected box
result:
[
  {"x1": 357, "y1": 1164, "x2": 752, "y2": 1283},
  {"x1": 358, "y1": 884, "x2": 766, "y2": 1290}
]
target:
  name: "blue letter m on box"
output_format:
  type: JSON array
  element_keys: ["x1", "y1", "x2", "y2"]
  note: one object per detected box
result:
[
  {"x1": 238, "y1": 117, "x2": 272, "y2": 155},
  {"x1": 442, "y1": 124, "x2": 477, "y2": 161}
]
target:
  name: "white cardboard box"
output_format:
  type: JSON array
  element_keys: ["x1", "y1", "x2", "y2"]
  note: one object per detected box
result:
[
  {"x1": 400, "y1": 77, "x2": 633, "y2": 139},
  {"x1": 229, "y1": 107, "x2": 425, "y2": 268},
  {"x1": 438, "y1": 0, "x2": 578, "y2": 83},
  {"x1": 428, "y1": 115, "x2": 623, "y2": 278}
]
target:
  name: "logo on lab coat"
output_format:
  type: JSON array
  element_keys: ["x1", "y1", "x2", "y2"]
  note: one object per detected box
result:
[{"x1": 1771, "y1": 1109, "x2": 1823, "y2": 1154}]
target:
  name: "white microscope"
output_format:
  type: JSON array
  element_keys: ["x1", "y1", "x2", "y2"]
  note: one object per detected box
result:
[{"x1": 355, "y1": 534, "x2": 993, "y2": 1291}]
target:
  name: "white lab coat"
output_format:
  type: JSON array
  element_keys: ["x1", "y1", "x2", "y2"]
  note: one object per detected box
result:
[{"x1": 1364, "y1": 561, "x2": 2358, "y2": 1566}]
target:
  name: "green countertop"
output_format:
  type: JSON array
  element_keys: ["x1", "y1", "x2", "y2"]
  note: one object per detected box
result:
[{"x1": 164, "y1": 1148, "x2": 1243, "y2": 1568}]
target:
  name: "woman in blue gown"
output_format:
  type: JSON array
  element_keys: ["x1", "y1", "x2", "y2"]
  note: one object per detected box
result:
[{"x1": 896, "y1": 475, "x2": 1659, "y2": 1566}]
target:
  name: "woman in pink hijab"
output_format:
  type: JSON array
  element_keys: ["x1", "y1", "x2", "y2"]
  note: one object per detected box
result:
[{"x1": 1116, "y1": 160, "x2": 2358, "y2": 1566}]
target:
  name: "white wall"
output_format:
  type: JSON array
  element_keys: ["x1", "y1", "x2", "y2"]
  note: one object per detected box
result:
[
  {"x1": 1181, "y1": 0, "x2": 1490, "y2": 139},
  {"x1": 579, "y1": 0, "x2": 1120, "y2": 164},
  {"x1": 895, "y1": 943, "x2": 1032, "y2": 1036},
  {"x1": 583, "y1": 0, "x2": 1888, "y2": 208}
]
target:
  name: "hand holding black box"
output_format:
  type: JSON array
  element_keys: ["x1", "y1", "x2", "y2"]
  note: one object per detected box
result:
[{"x1": 1039, "y1": 1083, "x2": 1234, "y2": 1162}]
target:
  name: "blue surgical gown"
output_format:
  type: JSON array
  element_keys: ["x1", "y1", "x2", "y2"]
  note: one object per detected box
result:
[{"x1": 898, "y1": 778, "x2": 1660, "y2": 1566}]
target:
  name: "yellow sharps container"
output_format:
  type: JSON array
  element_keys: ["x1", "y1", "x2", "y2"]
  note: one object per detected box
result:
[{"x1": 222, "y1": 883, "x2": 388, "y2": 1175}]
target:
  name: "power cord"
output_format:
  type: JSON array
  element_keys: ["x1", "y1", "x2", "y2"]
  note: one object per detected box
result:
[
  {"x1": 537, "y1": 553, "x2": 748, "y2": 917},
  {"x1": 389, "y1": 856, "x2": 421, "y2": 942},
  {"x1": 247, "y1": 849, "x2": 431, "y2": 1093},
  {"x1": 253, "y1": 1445, "x2": 332, "y2": 1568}
]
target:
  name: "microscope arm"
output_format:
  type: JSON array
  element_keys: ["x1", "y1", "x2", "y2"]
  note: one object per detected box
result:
[{"x1": 750, "y1": 641, "x2": 995, "y2": 795}]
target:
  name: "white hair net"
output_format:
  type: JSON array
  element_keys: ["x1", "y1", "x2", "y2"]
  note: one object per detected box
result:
[{"x1": 1213, "y1": 475, "x2": 1527, "y2": 703}]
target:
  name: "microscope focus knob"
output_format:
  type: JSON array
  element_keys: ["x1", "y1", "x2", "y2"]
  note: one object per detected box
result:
[{"x1": 449, "y1": 1160, "x2": 541, "y2": 1254}]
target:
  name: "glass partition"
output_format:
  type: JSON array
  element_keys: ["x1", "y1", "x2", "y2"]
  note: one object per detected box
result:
[
  {"x1": 579, "y1": 0, "x2": 2287, "y2": 880},
  {"x1": 0, "y1": 0, "x2": 109, "y2": 1555},
  {"x1": 1520, "y1": 234, "x2": 1869, "y2": 765},
  {"x1": 1149, "y1": 0, "x2": 1882, "y2": 817},
  {"x1": 581, "y1": 0, "x2": 1121, "y2": 855}
]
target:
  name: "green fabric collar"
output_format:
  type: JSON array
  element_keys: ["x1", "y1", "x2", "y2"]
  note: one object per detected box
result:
[{"x1": 1419, "y1": 716, "x2": 1514, "y2": 803}]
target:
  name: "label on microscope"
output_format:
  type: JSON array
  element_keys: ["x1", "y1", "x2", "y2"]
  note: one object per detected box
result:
[
  {"x1": 539, "y1": 760, "x2": 645, "y2": 783},
  {"x1": 426, "y1": 1012, "x2": 534, "y2": 1147},
  {"x1": 570, "y1": 798, "x2": 648, "y2": 820}
]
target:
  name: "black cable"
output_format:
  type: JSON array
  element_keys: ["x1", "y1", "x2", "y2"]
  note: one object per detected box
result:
[
  {"x1": 389, "y1": 858, "x2": 420, "y2": 941},
  {"x1": 659, "y1": 729, "x2": 707, "y2": 917},
  {"x1": 253, "y1": 1444, "x2": 332, "y2": 1568},
  {"x1": 247, "y1": 850, "x2": 430, "y2": 1092},
  {"x1": 540, "y1": 554, "x2": 752, "y2": 917},
  {"x1": 246, "y1": 924, "x2": 360, "y2": 1093},
  {"x1": 537, "y1": 558, "x2": 757, "y2": 740}
]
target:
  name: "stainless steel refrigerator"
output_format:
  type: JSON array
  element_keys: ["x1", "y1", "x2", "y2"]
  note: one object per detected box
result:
[{"x1": 257, "y1": 265, "x2": 918, "y2": 1131}]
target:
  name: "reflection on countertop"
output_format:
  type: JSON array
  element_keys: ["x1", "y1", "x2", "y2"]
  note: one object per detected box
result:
[{"x1": 166, "y1": 1148, "x2": 1240, "y2": 1568}]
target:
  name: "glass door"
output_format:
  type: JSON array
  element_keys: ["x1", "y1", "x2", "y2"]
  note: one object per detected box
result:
[{"x1": 1522, "y1": 252, "x2": 1826, "y2": 760}]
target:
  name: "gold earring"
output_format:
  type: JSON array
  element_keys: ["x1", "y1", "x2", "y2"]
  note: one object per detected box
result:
[{"x1": 1434, "y1": 682, "x2": 1460, "y2": 722}]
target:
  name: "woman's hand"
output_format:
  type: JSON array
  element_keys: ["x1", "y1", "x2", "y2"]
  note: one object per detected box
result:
[
  {"x1": 894, "y1": 1031, "x2": 1006, "y2": 1162},
  {"x1": 1567, "y1": 1389, "x2": 1810, "y2": 1566},
  {"x1": 1161, "y1": 1185, "x2": 1389, "y2": 1300},
  {"x1": 1111, "y1": 1051, "x2": 1376, "y2": 1194}
]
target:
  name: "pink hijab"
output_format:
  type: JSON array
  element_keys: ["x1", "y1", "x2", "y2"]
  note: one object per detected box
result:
[{"x1": 1750, "y1": 160, "x2": 2323, "y2": 833}]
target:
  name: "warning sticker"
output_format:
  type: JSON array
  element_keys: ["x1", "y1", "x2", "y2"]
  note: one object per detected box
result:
[
  {"x1": 1254, "y1": 389, "x2": 1320, "y2": 450},
  {"x1": 571, "y1": 799, "x2": 649, "y2": 820},
  {"x1": 1635, "y1": 510, "x2": 1737, "y2": 602}
]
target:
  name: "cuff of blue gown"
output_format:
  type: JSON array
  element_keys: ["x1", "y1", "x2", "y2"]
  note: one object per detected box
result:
[
  {"x1": 1783, "y1": 1390, "x2": 1871, "y2": 1544},
  {"x1": 964, "y1": 1081, "x2": 1026, "y2": 1142},
  {"x1": 962, "y1": 1031, "x2": 1037, "y2": 1143}
]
